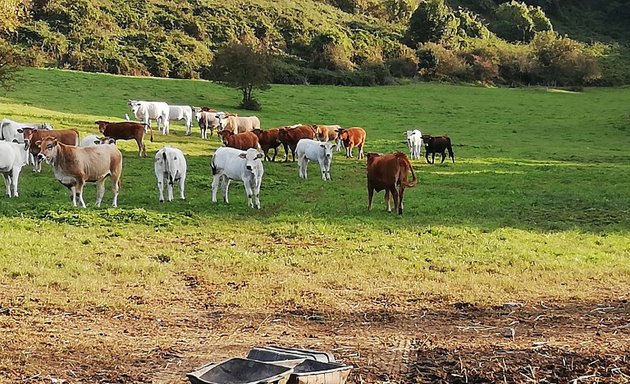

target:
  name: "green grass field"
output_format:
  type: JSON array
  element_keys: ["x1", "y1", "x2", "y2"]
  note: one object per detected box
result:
[{"x1": 1, "y1": 67, "x2": 629, "y2": 315}]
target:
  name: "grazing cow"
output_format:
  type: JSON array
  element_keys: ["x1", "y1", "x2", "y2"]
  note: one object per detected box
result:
[
  {"x1": 81, "y1": 135, "x2": 115, "y2": 147},
  {"x1": 168, "y1": 105, "x2": 193, "y2": 136},
  {"x1": 296, "y1": 139, "x2": 334, "y2": 181},
  {"x1": 154, "y1": 146, "x2": 187, "y2": 202},
  {"x1": 128, "y1": 100, "x2": 170, "y2": 135},
  {"x1": 252, "y1": 128, "x2": 282, "y2": 161},
  {"x1": 0, "y1": 141, "x2": 28, "y2": 197},
  {"x1": 218, "y1": 130, "x2": 262, "y2": 151},
  {"x1": 211, "y1": 147, "x2": 264, "y2": 209},
  {"x1": 315, "y1": 124, "x2": 342, "y2": 152},
  {"x1": 1, "y1": 118, "x2": 52, "y2": 143},
  {"x1": 36, "y1": 137, "x2": 122, "y2": 208},
  {"x1": 217, "y1": 114, "x2": 260, "y2": 133},
  {"x1": 194, "y1": 108, "x2": 225, "y2": 139},
  {"x1": 277, "y1": 125, "x2": 317, "y2": 162},
  {"x1": 423, "y1": 135, "x2": 455, "y2": 164},
  {"x1": 337, "y1": 127, "x2": 367, "y2": 159},
  {"x1": 25, "y1": 129, "x2": 80, "y2": 173},
  {"x1": 95, "y1": 121, "x2": 150, "y2": 157},
  {"x1": 403, "y1": 129, "x2": 423, "y2": 160},
  {"x1": 367, "y1": 152, "x2": 417, "y2": 215}
]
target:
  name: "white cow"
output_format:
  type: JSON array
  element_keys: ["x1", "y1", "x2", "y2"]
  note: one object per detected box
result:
[
  {"x1": 403, "y1": 129, "x2": 423, "y2": 160},
  {"x1": 154, "y1": 146, "x2": 187, "y2": 202},
  {"x1": 168, "y1": 105, "x2": 193, "y2": 136},
  {"x1": 128, "y1": 100, "x2": 170, "y2": 135},
  {"x1": 1, "y1": 118, "x2": 53, "y2": 143},
  {"x1": 296, "y1": 139, "x2": 334, "y2": 181},
  {"x1": 211, "y1": 147, "x2": 264, "y2": 209},
  {"x1": 80, "y1": 135, "x2": 115, "y2": 147},
  {"x1": 0, "y1": 141, "x2": 28, "y2": 197}
]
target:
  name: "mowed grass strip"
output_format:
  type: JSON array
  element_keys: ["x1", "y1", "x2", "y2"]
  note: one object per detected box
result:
[{"x1": 0, "y1": 68, "x2": 629, "y2": 315}]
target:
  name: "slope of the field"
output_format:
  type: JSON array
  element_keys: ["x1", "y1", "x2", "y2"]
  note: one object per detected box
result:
[{"x1": 0, "y1": 69, "x2": 629, "y2": 382}]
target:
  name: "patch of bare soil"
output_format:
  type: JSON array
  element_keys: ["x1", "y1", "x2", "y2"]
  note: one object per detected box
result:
[{"x1": 0, "y1": 297, "x2": 628, "y2": 383}]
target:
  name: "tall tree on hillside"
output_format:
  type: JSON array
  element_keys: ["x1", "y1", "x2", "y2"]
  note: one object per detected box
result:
[
  {"x1": 209, "y1": 38, "x2": 272, "y2": 111},
  {"x1": 492, "y1": 1, "x2": 552, "y2": 42},
  {"x1": 406, "y1": 0, "x2": 459, "y2": 46}
]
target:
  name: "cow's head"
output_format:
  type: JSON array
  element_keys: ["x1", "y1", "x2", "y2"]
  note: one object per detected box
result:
[
  {"x1": 321, "y1": 142, "x2": 334, "y2": 160},
  {"x1": 16, "y1": 128, "x2": 34, "y2": 142},
  {"x1": 366, "y1": 152, "x2": 381, "y2": 166},
  {"x1": 37, "y1": 137, "x2": 59, "y2": 163},
  {"x1": 42, "y1": 123, "x2": 53, "y2": 130},
  {"x1": 99, "y1": 136, "x2": 116, "y2": 145},
  {"x1": 239, "y1": 148, "x2": 263, "y2": 177},
  {"x1": 95, "y1": 121, "x2": 110, "y2": 133},
  {"x1": 218, "y1": 130, "x2": 233, "y2": 145},
  {"x1": 130, "y1": 102, "x2": 144, "y2": 117},
  {"x1": 216, "y1": 113, "x2": 227, "y2": 131},
  {"x1": 336, "y1": 128, "x2": 348, "y2": 140}
]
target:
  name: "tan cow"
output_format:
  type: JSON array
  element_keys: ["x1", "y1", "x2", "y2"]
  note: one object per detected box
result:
[
  {"x1": 218, "y1": 114, "x2": 261, "y2": 133},
  {"x1": 367, "y1": 152, "x2": 417, "y2": 215},
  {"x1": 315, "y1": 124, "x2": 342, "y2": 152},
  {"x1": 36, "y1": 137, "x2": 123, "y2": 208},
  {"x1": 24, "y1": 129, "x2": 80, "y2": 173}
]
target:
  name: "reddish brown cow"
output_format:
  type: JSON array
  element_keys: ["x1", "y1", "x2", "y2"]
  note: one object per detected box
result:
[
  {"x1": 24, "y1": 129, "x2": 80, "y2": 173},
  {"x1": 252, "y1": 128, "x2": 282, "y2": 161},
  {"x1": 337, "y1": 127, "x2": 367, "y2": 159},
  {"x1": 367, "y1": 152, "x2": 417, "y2": 215},
  {"x1": 277, "y1": 125, "x2": 316, "y2": 162},
  {"x1": 218, "y1": 130, "x2": 261, "y2": 151},
  {"x1": 95, "y1": 121, "x2": 150, "y2": 157}
]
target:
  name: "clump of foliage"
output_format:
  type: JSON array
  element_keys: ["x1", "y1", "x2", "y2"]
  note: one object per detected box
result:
[{"x1": 491, "y1": 1, "x2": 553, "y2": 42}]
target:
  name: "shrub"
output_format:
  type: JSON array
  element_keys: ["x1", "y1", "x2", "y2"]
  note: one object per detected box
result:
[
  {"x1": 387, "y1": 57, "x2": 418, "y2": 78},
  {"x1": 407, "y1": 0, "x2": 459, "y2": 46},
  {"x1": 417, "y1": 42, "x2": 469, "y2": 81}
]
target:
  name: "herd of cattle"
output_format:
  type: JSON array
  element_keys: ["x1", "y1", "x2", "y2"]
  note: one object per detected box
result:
[{"x1": 0, "y1": 100, "x2": 456, "y2": 214}]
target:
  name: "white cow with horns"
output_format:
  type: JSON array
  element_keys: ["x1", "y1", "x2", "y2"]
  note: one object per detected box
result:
[
  {"x1": 154, "y1": 146, "x2": 187, "y2": 202},
  {"x1": 128, "y1": 100, "x2": 170, "y2": 135},
  {"x1": 211, "y1": 147, "x2": 264, "y2": 209},
  {"x1": 296, "y1": 139, "x2": 334, "y2": 181}
]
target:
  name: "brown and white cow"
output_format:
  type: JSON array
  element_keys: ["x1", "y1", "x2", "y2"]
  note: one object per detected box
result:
[
  {"x1": 277, "y1": 125, "x2": 317, "y2": 162},
  {"x1": 36, "y1": 137, "x2": 123, "y2": 208},
  {"x1": 337, "y1": 127, "x2": 366, "y2": 159},
  {"x1": 252, "y1": 128, "x2": 282, "y2": 161},
  {"x1": 218, "y1": 130, "x2": 261, "y2": 151},
  {"x1": 314, "y1": 124, "x2": 342, "y2": 152},
  {"x1": 95, "y1": 121, "x2": 150, "y2": 157},
  {"x1": 24, "y1": 128, "x2": 80, "y2": 173},
  {"x1": 367, "y1": 152, "x2": 417, "y2": 215}
]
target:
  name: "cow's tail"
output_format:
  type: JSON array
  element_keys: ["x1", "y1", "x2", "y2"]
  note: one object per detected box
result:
[
  {"x1": 398, "y1": 153, "x2": 417, "y2": 188},
  {"x1": 149, "y1": 125, "x2": 154, "y2": 142},
  {"x1": 446, "y1": 137, "x2": 455, "y2": 163},
  {"x1": 211, "y1": 156, "x2": 218, "y2": 175}
]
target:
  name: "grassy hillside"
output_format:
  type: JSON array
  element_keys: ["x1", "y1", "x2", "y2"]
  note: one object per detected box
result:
[{"x1": 1, "y1": 68, "x2": 629, "y2": 382}]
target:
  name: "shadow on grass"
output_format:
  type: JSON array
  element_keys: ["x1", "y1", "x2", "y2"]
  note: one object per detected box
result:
[{"x1": 0, "y1": 149, "x2": 629, "y2": 234}]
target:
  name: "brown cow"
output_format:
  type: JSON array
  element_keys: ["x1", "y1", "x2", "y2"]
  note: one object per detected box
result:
[
  {"x1": 252, "y1": 128, "x2": 282, "y2": 161},
  {"x1": 337, "y1": 127, "x2": 366, "y2": 159},
  {"x1": 277, "y1": 125, "x2": 316, "y2": 162},
  {"x1": 36, "y1": 136, "x2": 122, "y2": 208},
  {"x1": 367, "y1": 152, "x2": 417, "y2": 215},
  {"x1": 218, "y1": 130, "x2": 261, "y2": 151},
  {"x1": 95, "y1": 121, "x2": 150, "y2": 157},
  {"x1": 24, "y1": 129, "x2": 80, "y2": 173}
]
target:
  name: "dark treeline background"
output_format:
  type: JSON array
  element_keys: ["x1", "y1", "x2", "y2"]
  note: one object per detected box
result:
[{"x1": 1, "y1": 0, "x2": 629, "y2": 87}]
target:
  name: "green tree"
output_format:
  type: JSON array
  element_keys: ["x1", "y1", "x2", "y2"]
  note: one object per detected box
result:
[
  {"x1": 209, "y1": 39, "x2": 272, "y2": 111},
  {"x1": 406, "y1": 0, "x2": 459, "y2": 46},
  {"x1": 455, "y1": 9, "x2": 490, "y2": 39},
  {"x1": 492, "y1": 1, "x2": 553, "y2": 43}
]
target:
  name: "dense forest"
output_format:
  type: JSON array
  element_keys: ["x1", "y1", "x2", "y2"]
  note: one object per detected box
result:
[{"x1": 1, "y1": 0, "x2": 629, "y2": 86}]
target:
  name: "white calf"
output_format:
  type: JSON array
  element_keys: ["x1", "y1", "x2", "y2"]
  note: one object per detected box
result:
[
  {"x1": 0, "y1": 141, "x2": 28, "y2": 197},
  {"x1": 211, "y1": 147, "x2": 264, "y2": 209},
  {"x1": 154, "y1": 146, "x2": 187, "y2": 202},
  {"x1": 129, "y1": 100, "x2": 170, "y2": 135},
  {"x1": 296, "y1": 139, "x2": 334, "y2": 181},
  {"x1": 404, "y1": 129, "x2": 423, "y2": 160},
  {"x1": 169, "y1": 105, "x2": 193, "y2": 136}
]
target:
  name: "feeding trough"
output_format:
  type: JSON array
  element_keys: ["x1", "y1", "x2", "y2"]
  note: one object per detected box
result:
[
  {"x1": 288, "y1": 359, "x2": 352, "y2": 384},
  {"x1": 246, "y1": 347, "x2": 306, "y2": 368},
  {"x1": 187, "y1": 358, "x2": 294, "y2": 384},
  {"x1": 263, "y1": 346, "x2": 336, "y2": 363}
]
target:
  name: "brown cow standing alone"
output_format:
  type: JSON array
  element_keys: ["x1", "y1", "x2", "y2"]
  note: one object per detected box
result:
[
  {"x1": 337, "y1": 127, "x2": 366, "y2": 159},
  {"x1": 423, "y1": 134, "x2": 454, "y2": 164},
  {"x1": 367, "y1": 152, "x2": 417, "y2": 215},
  {"x1": 95, "y1": 121, "x2": 150, "y2": 157}
]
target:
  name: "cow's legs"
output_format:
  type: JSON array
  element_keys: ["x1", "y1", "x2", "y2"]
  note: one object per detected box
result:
[
  {"x1": 367, "y1": 187, "x2": 374, "y2": 211},
  {"x1": 390, "y1": 188, "x2": 399, "y2": 214},
  {"x1": 298, "y1": 156, "x2": 308, "y2": 179},
  {"x1": 397, "y1": 186, "x2": 405, "y2": 215},
  {"x1": 222, "y1": 177, "x2": 231, "y2": 204},
  {"x1": 319, "y1": 161, "x2": 328, "y2": 181},
  {"x1": 253, "y1": 179, "x2": 261, "y2": 209},
  {"x1": 346, "y1": 144, "x2": 355, "y2": 158},
  {"x1": 271, "y1": 147, "x2": 277, "y2": 162},
  {"x1": 3, "y1": 175, "x2": 10, "y2": 196},
  {"x1": 385, "y1": 189, "x2": 391, "y2": 212},
  {"x1": 425, "y1": 152, "x2": 431, "y2": 164},
  {"x1": 431, "y1": 153, "x2": 436, "y2": 164},
  {"x1": 76, "y1": 182, "x2": 87, "y2": 208},
  {"x1": 179, "y1": 176, "x2": 186, "y2": 200},
  {"x1": 111, "y1": 175, "x2": 120, "y2": 207},
  {"x1": 158, "y1": 174, "x2": 165, "y2": 202},
  {"x1": 201, "y1": 127, "x2": 206, "y2": 140},
  {"x1": 358, "y1": 143, "x2": 364, "y2": 159},
  {"x1": 244, "y1": 181, "x2": 254, "y2": 208},
  {"x1": 70, "y1": 185, "x2": 78, "y2": 207},
  {"x1": 167, "y1": 178, "x2": 174, "y2": 202},
  {"x1": 440, "y1": 151, "x2": 446, "y2": 164},
  {"x1": 211, "y1": 174, "x2": 221, "y2": 203},
  {"x1": 10, "y1": 169, "x2": 19, "y2": 197},
  {"x1": 283, "y1": 144, "x2": 289, "y2": 162},
  {"x1": 95, "y1": 179, "x2": 106, "y2": 207}
]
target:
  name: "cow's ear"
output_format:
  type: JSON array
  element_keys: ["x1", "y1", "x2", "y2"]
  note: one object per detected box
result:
[
  {"x1": 17, "y1": 128, "x2": 23, "y2": 133},
  {"x1": 12, "y1": 139, "x2": 18, "y2": 143},
  {"x1": 239, "y1": 153, "x2": 247, "y2": 159},
  {"x1": 94, "y1": 140, "x2": 101, "y2": 145}
]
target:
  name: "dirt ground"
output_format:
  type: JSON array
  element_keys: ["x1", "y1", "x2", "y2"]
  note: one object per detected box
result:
[{"x1": 1, "y1": 292, "x2": 628, "y2": 383}]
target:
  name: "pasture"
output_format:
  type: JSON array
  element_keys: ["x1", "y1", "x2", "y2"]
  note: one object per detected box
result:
[{"x1": 0, "y1": 68, "x2": 629, "y2": 383}]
